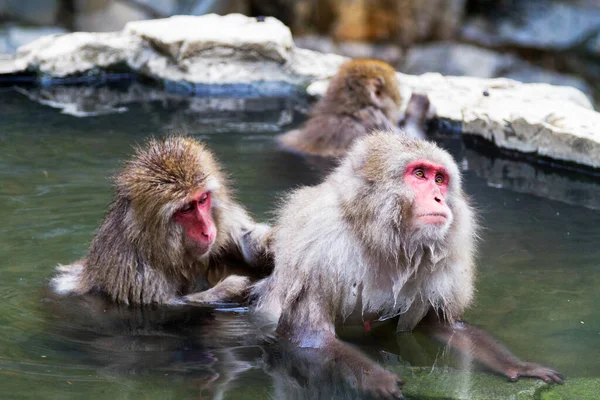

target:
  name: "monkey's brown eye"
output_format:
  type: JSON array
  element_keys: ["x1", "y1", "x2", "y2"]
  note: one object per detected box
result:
[
  {"x1": 197, "y1": 193, "x2": 209, "y2": 205},
  {"x1": 435, "y1": 174, "x2": 444, "y2": 184},
  {"x1": 414, "y1": 169, "x2": 425, "y2": 179},
  {"x1": 180, "y1": 203, "x2": 194, "y2": 213}
]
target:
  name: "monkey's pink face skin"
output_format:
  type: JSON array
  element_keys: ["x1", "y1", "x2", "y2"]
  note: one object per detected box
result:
[
  {"x1": 404, "y1": 160, "x2": 452, "y2": 228},
  {"x1": 174, "y1": 191, "x2": 217, "y2": 255}
]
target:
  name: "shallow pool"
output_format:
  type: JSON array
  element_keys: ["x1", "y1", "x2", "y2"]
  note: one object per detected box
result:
[{"x1": 0, "y1": 86, "x2": 598, "y2": 399}]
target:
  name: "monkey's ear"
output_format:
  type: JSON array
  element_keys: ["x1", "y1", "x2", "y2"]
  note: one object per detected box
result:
[{"x1": 368, "y1": 76, "x2": 386, "y2": 107}]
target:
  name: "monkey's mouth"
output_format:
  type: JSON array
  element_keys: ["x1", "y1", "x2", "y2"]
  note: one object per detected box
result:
[{"x1": 417, "y1": 213, "x2": 448, "y2": 224}]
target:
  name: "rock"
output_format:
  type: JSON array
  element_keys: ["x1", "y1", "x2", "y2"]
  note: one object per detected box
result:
[
  {"x1": 74, "y1": 1, "x2": 151, "y2": 32},
  {"x1": 295, "y1": 35, "x2": 403, "y2": 66},
  {"x1": 462, "y1": 1, "x2": 600, "y2": 52},
  {"x1": 125, "y1": 14, "x2": 293, "y2": 64},
  {"x1": 401, "y1": 42, "x2": 593, "y2": 99},
  {"x1": 308, "y1": 73, "x2": 600, "y2": 168},
  {"x1": 0, "y1": 25, "x2": 68, "y2": 54},
  {"x1": 392, "y1": 366, "x2": 548, "y2": 400},
  {"x1": 126, "y1": 0, "x2": 179, "y2": 17},
  {"x1": 464, "y1": 146, "x2": 600, "y2": 210},
  {"x1": 539, "y1": 377, "x2": 600, "y2": 400},
  {"x1": 13, "y1": 31, "x2": 143, "y2": 76},
  {"x1": 0, "y1": 0, "x2": 59, "y2": 25},
  {"x1": 5, "y1": 14, "x2": 347, "y2": 94},
  {"x1": 11, "y1": 83, "x2": 300, "y2": 131}
]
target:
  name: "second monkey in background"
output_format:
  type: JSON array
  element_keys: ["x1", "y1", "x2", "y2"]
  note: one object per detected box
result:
[{"x1": 278, "y1": 59, "x2": 432, "y2": 158}]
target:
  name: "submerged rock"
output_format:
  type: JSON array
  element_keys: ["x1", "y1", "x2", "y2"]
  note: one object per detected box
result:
[
  {"x1": 462, "y1": 1, "x2": 600, "y2": 53},
  {"x1": 393, "y1": 366, "x2": 548, "y2": 400}
]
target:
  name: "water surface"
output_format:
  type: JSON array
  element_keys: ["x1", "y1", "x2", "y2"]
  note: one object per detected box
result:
[{"x1": 0, "y1": 87, "x2": 599, "y2": 399}]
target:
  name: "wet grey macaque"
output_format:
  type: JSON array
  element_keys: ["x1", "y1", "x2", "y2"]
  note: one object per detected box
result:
[
  {"x1": 254, "y1": 131, "x2": 563, "y2": 398},
  {"x1": 52, "y1": 136, "x2": 272, "y2": 306}
]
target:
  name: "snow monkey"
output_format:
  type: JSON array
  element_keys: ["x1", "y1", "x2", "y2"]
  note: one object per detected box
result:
[
  {"x1": 278, "y1": 59, "x2": 403, "y2": 158},
  {"x1": 52, "y1": 136, "x2": 272, "y2": 305},
  {"x1": 255, "y1": 132, "x2": 563, "y2": 398}
]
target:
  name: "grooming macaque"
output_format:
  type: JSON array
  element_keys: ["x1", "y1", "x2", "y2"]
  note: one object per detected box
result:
[
  {"x1": 255, "y1": 132, "x2": 563, "y2": 398},
  {"x1": 277, "y1": 59, "x2": 403, "y2": 158},
  {"x1": 52, "y1": 136, "x2": 271, "y2": 305}
]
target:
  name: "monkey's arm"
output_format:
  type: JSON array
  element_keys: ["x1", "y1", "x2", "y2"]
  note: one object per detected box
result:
[
  {"x1": 184, "y1": 274, "x2": 252, "y2": 304},
  {"x1": 418, "y1": 310, "x2": 564, "y2": 384},
  {"x1": 240, "y1": 222, "x2": 274, "y2": 268},
  {"x1": 277, "y1": 304, "x2": 404, "y2": 398}
]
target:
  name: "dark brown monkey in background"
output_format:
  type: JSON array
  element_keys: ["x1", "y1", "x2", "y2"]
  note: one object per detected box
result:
[
  {"x1": 255, "y1": 132, "x2": 562, "y2": 398},
  {"x1": 278, "y1": 58, "x2": 432, "y2": 158},
  {"x1": 52, "y1": 136, "x2": 271, "y2": 305},
  {"x1": 278, "y1": 59, "x2": 402, "y2": 158}
]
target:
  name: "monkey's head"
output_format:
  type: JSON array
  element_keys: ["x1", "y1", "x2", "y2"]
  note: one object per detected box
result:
[
  {"x1": 337, "y1": 131, "x2": 463, "y2": 247},
  {"x1": 116, "y1": 136, "x2": 227, "y2": 261},
  {"x1": 327, "y1": 59, "x2": 402, "y2": 124}
]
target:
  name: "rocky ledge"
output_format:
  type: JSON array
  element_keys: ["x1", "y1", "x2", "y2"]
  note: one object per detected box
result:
[{"x1": 1, "y1": 13, "x2": 599, "y2": 170}]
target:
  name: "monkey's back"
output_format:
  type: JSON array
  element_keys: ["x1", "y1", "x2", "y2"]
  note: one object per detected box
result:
[{"x1": 277, "y1": 114, "x2": 369, "y2": 158}]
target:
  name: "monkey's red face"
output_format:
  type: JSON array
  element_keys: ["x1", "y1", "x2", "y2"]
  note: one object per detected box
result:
[
  {"x1": 174, "y1": 191, "x2": 217, "y2": 256},
  {"x1": 404, "y1": 160, "x2": 452, "y2": 229}
]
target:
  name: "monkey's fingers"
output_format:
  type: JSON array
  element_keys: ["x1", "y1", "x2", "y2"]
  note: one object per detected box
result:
[
  {"x1": 507, "y1": 364, "x2": 564, "y2": 384},
  {"x1": 363, "y1": 369, "x2": 404, "y2": 399}
]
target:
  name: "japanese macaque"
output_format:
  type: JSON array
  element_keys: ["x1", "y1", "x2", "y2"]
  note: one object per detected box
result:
[
  {"x1": 52, "y1": 136, "x2": 272, "y2": 305},
  {"x1": 277, "y1": 59, "x2": 403, "y2": 158},
  {"x1": 255, "y1": 132, "x2": 563, "y2": 398}
]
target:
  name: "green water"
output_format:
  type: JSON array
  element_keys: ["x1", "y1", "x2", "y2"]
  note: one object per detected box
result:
[{"x1": 0, "y1": 87, "x2": 599, "y2": 399}]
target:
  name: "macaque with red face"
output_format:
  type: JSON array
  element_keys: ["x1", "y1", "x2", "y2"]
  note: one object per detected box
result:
[
  {"x1": 52, "y1": 136, "x2": 271, "y2": 305},
  {"x1": 277, "y1": 59, "x2": 404, "y2": 158},
  {"x1": 255, "y1": 131, "x2": 563, "y2": 398}
]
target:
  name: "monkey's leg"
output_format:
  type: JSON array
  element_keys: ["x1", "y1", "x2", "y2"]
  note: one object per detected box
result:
[
  {"x1": 184, "y1": 275, "x2": 252, "y2": 304},
  {"x1": 418, "y1": 310, "x2": 564, "y2": 384}
]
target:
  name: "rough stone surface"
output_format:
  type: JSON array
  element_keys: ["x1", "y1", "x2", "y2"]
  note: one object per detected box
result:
[
  {"x1": 539, "y1": 377, "x2": 600, "y2": 400},
  {"x1": 4, "y1": 14, "x2": 346, "y2": 93},
  {"x1": 0, "y1": 25, "x2": 68, "y2": 55},
  {"x1": 295, "y1": 34, "x2": 403, "y2": 67},
  {"x1": 465, "y1": 148, "x2": 600, "y2": 210},
  {"x1": 309, "y1": 74, "x2": 600, "y2": 168},
  {"x1": 73, "y1": 1, "x2": 150, "y2": 32},
  {"x1": 392, "y1": 366, "x2": 548, "y2": 400},
  {"x1": 401, "y1": 43, "x2": 592, "y2": 98},
  {"x1": 125, "y1": 14, "x2": 293, "y2": 64},
  {"x1": 13, "y1": 32, "x2": 142, "y2": 76},
  {"x1": 0, "y1": 0, "x2": 59, "y2": 25},
  {"x1": 462, "y1": 2, "x2": 600, "y2": 53}
]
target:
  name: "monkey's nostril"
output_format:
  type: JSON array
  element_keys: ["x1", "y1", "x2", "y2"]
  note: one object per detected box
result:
[{"x1": 434, "y1": 197, "x2": 441, "y2": 203}]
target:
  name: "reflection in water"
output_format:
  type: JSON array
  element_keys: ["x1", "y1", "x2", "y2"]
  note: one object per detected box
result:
[{"x1": 0, "y1": 87, "x2": 599, "y2": 398}]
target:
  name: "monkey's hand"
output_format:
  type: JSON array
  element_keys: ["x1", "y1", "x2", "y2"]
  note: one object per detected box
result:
[
  {"x1": 240, "y1": 223, "x2": 274, "y2": 269},
  {"x1": 358, "y1": 366, "x2": 405, "y2": 399},
  {"x1": 185, "y1": 275, "x2": 251, "y2": 304},
  {"x1": 505, "y1": 362, "x2": 564, "y2": 384}
]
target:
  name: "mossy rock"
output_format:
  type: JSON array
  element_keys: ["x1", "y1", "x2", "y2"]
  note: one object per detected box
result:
[
  {"x1": 539, "y1": 377, "x2": 600, "y2": 400},
  {"x1": 391, "y1": 366, "x2": 548, "y2": 400}
]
